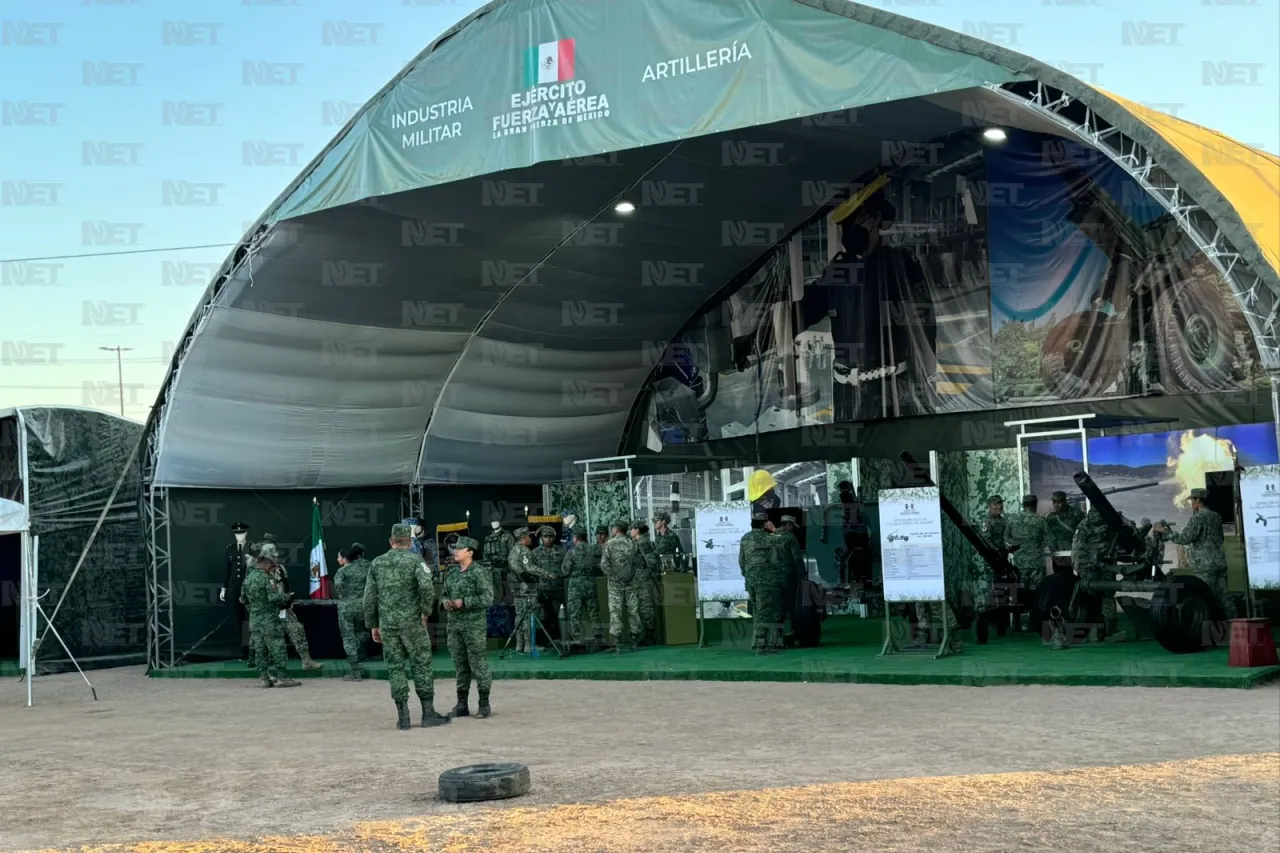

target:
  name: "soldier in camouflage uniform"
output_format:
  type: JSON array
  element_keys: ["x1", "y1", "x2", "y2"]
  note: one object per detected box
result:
[
  {"x1": 562, "y1": 527, "x2": 601, "y2": 644},
  {"x1": 483, "y1": 521, "x2": 516, "y2": 591},
  {"x1": 739, "y1": 512, "x2": 786, "y2": 654},
  {"x1": 533, "y1": 525, "x2": 566, "y2": 643},
  {"x1": 601, "y1": 519, "x2": 643, "y2": 651},
  {"x1": 364, "y1": 523, "x2": 451, "y2": 730},
  {"x1": 508, "y1": 528, "x2": 539, "y2": 653},
  {"x1": 630, "y1": 521, "x2": 660, "y2": 645},
  {"x1": 333, "y1": 543, "x2": 372, "y2": 680},
  {"x1": 1153, "y1": 488, "x2": 1234, "y2": 618},
  {"x1": 441, "y1": 536, "x2": 495, "y2": 719},
  {"x1": 775, "y1": 515, "x2": 805, "y2": 644},
  {"x1": 1005, "y1": 495, "x2": 1050, "y2": 632},
  {"x1": 240, "y1": 551, "x2": 300, "y2": 688},
  {"x1": 1069, "y1": 507, "x2": 1122, "y2": 644},
  {"x1": 595, "y1": 525, "x2": 609, "y2": 548},
  {"x1": 652, "y1": 511, "x2": 685, "y2": 573},
  {"x1": 1046, "y1": 490, "x2": 1084, "y2": 553},
  {"x1": 251, "y1": 538, "x2": 322, "y2": 670}
]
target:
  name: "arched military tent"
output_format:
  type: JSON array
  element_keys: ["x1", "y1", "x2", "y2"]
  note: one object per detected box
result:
[{"x1": 141, "y1": 0, "x2": 1279, "y2": 493}]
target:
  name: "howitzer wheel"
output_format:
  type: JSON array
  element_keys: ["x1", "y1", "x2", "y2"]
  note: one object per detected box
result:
[
  {"x1": 439, "y1": 763, "x2": 531, "y2": 803},
  {"x1": 792, "y1": 580, "x2": 823, "y2": 648},
  {"x1": 1150, "y1": 575, "x2": 1228, "y2": 654},
  {"x1": 1040, "y1": 310, "x2": 1125, "y2": 399},
  {"x1": 1155, "y1": 279, "x2": 1235, "y2": 393},
  {"x1": 1036, "y1": 572, "x2": 1088, "y2": 630}
]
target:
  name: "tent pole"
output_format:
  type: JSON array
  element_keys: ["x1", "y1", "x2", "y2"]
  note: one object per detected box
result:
[{"x1": 1271, "y1": 373, "x2": 1279, "y2": 466}]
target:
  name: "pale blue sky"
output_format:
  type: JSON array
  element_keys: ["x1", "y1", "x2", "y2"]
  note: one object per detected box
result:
[{"x1": 1, "y1": 0, "x2": 1276, "y2": 420}]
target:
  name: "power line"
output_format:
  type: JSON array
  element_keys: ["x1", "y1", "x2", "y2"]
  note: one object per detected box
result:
[{"x1": 0, "y1": 243, "x2": 238, "y2": 263}]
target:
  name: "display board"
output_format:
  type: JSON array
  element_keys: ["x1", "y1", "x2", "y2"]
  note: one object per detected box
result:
[
  {"x1": 877, "y1": 486, "x2": 945, "y2": 602},
  {"x1": 693, "y1": 501, "x2": 751, "y2": 602},
  {"x1": 1240, "y1": 465, "x2": 1280, "y2": 589}
]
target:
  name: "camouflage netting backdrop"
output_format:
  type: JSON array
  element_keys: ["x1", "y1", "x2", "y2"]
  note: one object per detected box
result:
[{"x1": 20, "y1": 408, "x2": 145, "y2": 665}]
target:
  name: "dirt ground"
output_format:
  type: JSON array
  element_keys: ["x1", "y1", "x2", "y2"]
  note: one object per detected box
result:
[{"x1": 1, "y1": 667, "x2": 1277, "y2": 852}]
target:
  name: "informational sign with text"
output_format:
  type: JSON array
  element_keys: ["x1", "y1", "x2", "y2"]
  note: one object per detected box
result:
[
  {"x1": 878, "y1": 486, "x2": 946, "y2": 602},
  {"x1": 1241, "y1": 465, "x2": 1280, "y2": 589},
  {"x1": 694, "y1": 501, "x2": 751, "y2": 601}
]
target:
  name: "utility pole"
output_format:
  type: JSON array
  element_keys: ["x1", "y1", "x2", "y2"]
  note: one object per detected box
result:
[{"x1": 98, "y1": 346, "x2": 134, "y2": 417}]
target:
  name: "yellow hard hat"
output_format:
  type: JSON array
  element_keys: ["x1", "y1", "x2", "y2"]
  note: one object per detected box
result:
[{"x1": 747, "y1": 469, "x2": 778, "y2": 502}]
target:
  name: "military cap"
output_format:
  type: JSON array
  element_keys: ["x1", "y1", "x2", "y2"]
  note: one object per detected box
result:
[
  {"x1": 653, "y1": 511, "x2": 671, "y2": 523},
  {"x1": 628, "y1": 519, "x2": 643, "y2": 530},
  {"x1": 390, "y1": 523, "x2": 414, "y2": 539},
  {"x1": 1022, "y1": 494, "x2": 1037, "y2": 505},
  {"x1": 595, "y1": 524, "x2": 608, "y2": 535},
  {"x1": 538, "y1": 524, "x2": 557, "y2": 538},
  {"x1": 987, "y1": 495, "x2": 1004, "y2": 504},
  {"x1": 262, "y1": 532, "x2": 277, "y2": 543},
  {"x1": 571, "y1": 526, "x2": 588, "y2": 538},
  {"x1": 453, "y1": 535, "x2": 479, "y2": 552},
  {"x1": 230, "y1": 521, "x2": 250, "y2": 533},
  {"x1": 780, "y1": 514, "x2": 798, "y2": 525},
  {"x1": 610, "y1": 518, "x2": 630, "y2": 530},
  {"x1": 751, "y1": 511, "x2": 769, "y2": 522},
  {"x1": 513, "y1": 526, "x2": 532, "y2": 539},
  {"x1": 1051, "y1": 491, "x2": 1068, "y2": 501},
  {"x1": 1189, "y1": 488, "x2": 1209, "y2": 500}
]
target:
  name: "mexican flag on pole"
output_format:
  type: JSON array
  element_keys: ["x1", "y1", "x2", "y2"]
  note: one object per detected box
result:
[{"x1": 309, "y1": 499, "x2": 332, "y2": 599}]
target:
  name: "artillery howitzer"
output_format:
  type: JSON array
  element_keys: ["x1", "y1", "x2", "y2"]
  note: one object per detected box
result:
[
  {"x1": 899, "y1": 452, "x2": 1022, "y2": 645},
  {"x1": 1036, "y1": 470, "x2": 1228, "y2": 653}
]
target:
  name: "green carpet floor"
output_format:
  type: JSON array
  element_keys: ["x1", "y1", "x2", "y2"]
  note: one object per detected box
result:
[{"x1": 146, "y1": 618, "x2": 1280, "y2": 689}]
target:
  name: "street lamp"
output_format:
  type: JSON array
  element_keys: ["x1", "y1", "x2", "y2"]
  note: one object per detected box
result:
[{"x1": 98, "y1": 346, "x2": 134, "y2": 417}]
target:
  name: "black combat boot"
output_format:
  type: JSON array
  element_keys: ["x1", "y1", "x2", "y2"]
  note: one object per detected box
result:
[
  {"x1": 450, "y1": 690, "x2": 470, "y2": 718},
  {"x1": 475, "y1": 690, "x2": 491, "y2": 719},
  {"x1": 395, "y1": 700, "x2": 411, "y2": 730},
  {"x1": 420, "y1": 697, "x2": 452, "y2": 727}
]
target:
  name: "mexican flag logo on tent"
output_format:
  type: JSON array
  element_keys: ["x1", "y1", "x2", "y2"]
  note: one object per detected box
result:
[
  {"x1": 524, "y1": 39, "x2": 575, "y2": 87},
  {"x1": 309, "y1": 499, "x2": 332, "y2": 599}
]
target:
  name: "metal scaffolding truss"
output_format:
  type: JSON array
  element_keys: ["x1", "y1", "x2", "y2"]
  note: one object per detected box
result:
[
  {"x1": 144, "y1": 485, "x2": 174, "y2": 670},
  {"x1": 986, "y1": 81, "x2": 1280, "y2": 373}
]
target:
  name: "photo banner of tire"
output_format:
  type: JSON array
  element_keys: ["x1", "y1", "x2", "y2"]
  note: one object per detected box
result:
[{"x1": 645, "y1": 128, "x2": 1265, "y2": 445}]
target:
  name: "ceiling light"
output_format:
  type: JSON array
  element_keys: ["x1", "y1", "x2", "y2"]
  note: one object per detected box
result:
[
  {"x1": 982, "y1": 128, "x2": 1008, "y2": 143},
  {"x1": 615, "y1": 201, "x2": 636, "y2": 214}
]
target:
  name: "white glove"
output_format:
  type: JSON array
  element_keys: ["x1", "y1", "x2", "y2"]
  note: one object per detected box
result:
[{"x1": 219, "y1": 588, "x2": 226, "y2": 602}]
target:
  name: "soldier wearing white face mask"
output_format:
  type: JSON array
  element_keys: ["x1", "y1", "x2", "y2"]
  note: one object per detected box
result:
[{"x1": 220, "y1": 521, "x2": 252, "y2": 661}]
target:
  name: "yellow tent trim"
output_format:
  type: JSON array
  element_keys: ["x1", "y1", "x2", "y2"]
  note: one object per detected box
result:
[
  {"x1": 436, "y1": 521, "x2": 469, "y2": 533},
  {"x1": 1097, "y1": 88, "x2": 1280, "y2": 278},
  {"x1": 527, "y1": 515, "x2": 561, "y2": 525}
]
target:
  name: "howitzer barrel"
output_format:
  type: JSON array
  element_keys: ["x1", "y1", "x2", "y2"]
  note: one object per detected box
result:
[
  {"x1": 1072, "y1": 471, "x2": 1149, "y2": 556},
  {"x1": 1066, "y1": 481, "x2": 1160, "y2": 502}
]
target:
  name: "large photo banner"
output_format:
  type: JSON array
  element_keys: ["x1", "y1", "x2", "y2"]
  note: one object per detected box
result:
[
  {"x1": 644, "y1": 128, "x2": 1265, "y2": 447},
  {"x1": 878, "y1": 486, "x2": 945, "y2": 603},
  {"x1": 1240, "y1": 465, "x2": 1280, "y2": 590},
  {"x1": 693, "y1": 501, "x2": 751, "y2": 601}
]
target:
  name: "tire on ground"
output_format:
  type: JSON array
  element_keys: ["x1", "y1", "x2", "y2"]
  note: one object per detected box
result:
[
  {"x1": 438, "y1": 763, "x2": 531, "y2": 803},
  {"x1": 1150, "y1": 575, "x2": 1228, "y2": 655}
]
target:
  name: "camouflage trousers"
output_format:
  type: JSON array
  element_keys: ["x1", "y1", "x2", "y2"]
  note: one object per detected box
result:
[
  {"x1": 606, "y1": 580, "x2": 642, "y2": 645},
  {"x1": 567, "y1": 583, "x2": 601, "y2": 643},
  {"x1": 381, "y1": 621, "x2": 435, "y2": 704},
  {"x1": 283, "y1": 608, "x2": 311, "y2": 660},
  {"x1": 250, "y1": 616, "x2": 288, "y2": 679},
  {"x1": 337, "y1": 604, "x2": 367, "y2": 666},
  {"x1": 747, "y1": 580, "x2": 784, "y2": 651},
  {"x1": 1194, "y1": 568, "x2": 1236, "y2": 619},
  {"x1": 635, "y1": 575, "x2": 656, "y2": 638},
  {"x1": 914, "y1": 600, "x2": 963, "y2": 652},
  {"x1": 1077, "y1": 570, "x2": 1118, "y2": 637},
  {"x1": 514, "y1": 593, "x2": 539, "y2": 652},
  {"x1": 447, "y1": 614, "x2": 492, "y2": 695}
]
